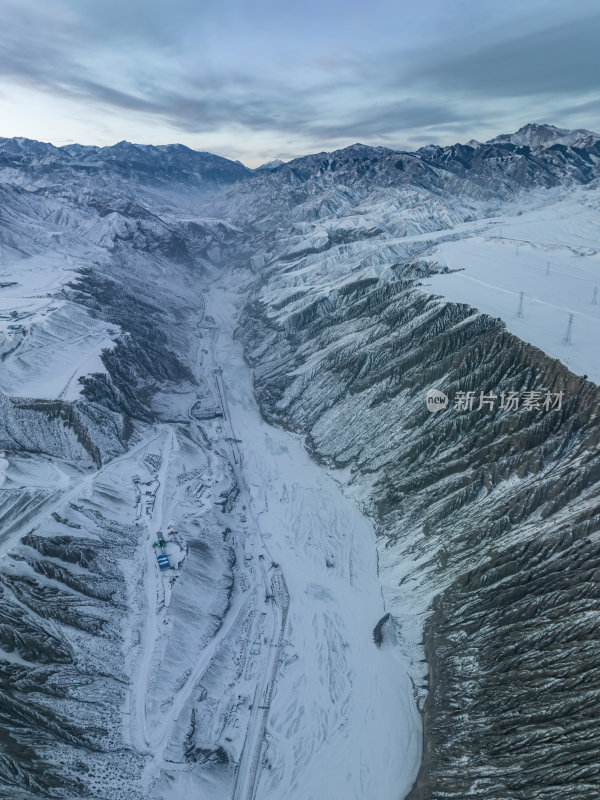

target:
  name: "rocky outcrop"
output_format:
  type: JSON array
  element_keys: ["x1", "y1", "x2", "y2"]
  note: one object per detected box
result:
[
  {"x1": 0, "y1": 511, "x2": 145, "y2": 800},
  {"x1": 0, "y1": 392, "x2": 127, "y2": 467}
]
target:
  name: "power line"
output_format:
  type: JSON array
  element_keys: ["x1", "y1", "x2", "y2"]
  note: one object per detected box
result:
[
  {"x1": 516, "y1": 291, "x2": 524, "y2": 318},
  {"x1": 562, "y1": 312, "x2": 574, "y2": 345}
]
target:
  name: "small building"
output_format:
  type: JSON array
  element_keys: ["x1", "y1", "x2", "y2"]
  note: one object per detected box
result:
[
  {"x1": 156, "y1": 552, "x2": 170, "y2": 570},
  {"x1": 153, "y1": 537, "x2": 171, "y2": 570}
]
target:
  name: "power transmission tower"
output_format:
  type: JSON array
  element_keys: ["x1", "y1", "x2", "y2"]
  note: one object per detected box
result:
[
  {"x1": 546, "y1": 261, "x2": 550, "y2": 276},
  {"x1": 516, "y1": 291, "x2": 524, "y2": 318},
  {"x1": 562, "y1": 313, "x2": 574, "y2": 345},
  {"x1": 592, "y1": 286, "x2": 598, "y2": 305}
]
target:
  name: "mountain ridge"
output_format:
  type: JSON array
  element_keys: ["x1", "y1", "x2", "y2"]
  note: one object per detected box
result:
[{"x1": 3, "y1": 120, "x2": 599, "y2": 165}]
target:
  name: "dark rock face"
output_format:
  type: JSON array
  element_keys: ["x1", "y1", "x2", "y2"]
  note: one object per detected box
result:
[
  {"x1": 0, "y1": 393, "x2": 127, "y2": 467},
  {"x1": 237, "y1": 261, "x2": 600, "y2": 800},
  {"x1": 0, "y1": 513, "x2": 145, "y2": 799},
  {"x1": 70, "y1": 268, "x2": 197, "y2": 421},
  {"x1": 418, "y1": 527, "x2": 600, "y2": 800}
]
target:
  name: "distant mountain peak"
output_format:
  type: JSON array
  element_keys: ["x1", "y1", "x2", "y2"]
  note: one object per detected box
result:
[
  {"x1": 256, "y1": 159, "x2": 285, "y2": 171},
  {"x1": 487, "y1": 122, "x2": 599, "y2": 150}
]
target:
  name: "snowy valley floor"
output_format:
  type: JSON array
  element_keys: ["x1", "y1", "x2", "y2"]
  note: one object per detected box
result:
[
  {"x1": 117, "y1": 273, "x2": 423, "y2": 799},
  {"x1": 198, "y1": 278, "x2": 422, "y2": 800},
  {"x1": 68, "y1": 272, "x2": 421, "y2": 800}
]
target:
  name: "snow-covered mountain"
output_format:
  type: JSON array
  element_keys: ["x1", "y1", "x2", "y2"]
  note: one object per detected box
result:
[
  {"x1": 488, "y1": 121, "x2": 600, "y2": 150},
  {"x1": 255, "y1": 159, "x2": 286, "y2": 170},
  {"x1": 0, "y1": 125, "x2": 599, "y2": 800},
  {"x1": 0, "y1": 137, "x2": 250, "y2": 200}
]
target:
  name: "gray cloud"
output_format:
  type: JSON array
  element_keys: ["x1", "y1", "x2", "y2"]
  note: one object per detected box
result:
[
  {"x1": 308, "y1": 101, "x2": 470, "y2": 141},
  {"x1": 409, "y1": 14, "x2": 600, "y2": 96},
  {"x1": 556, "y1": 97, "x2": 600, "y2": 118},
  {"x1": 0, "y1": 0, "x2": 598, "y2": 159},
  {"x1": 0, "y1": 16, "x2": 472, "y2": 145}
]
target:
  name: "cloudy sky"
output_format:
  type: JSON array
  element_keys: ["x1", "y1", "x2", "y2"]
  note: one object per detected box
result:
[{"x1": 0, "y1": 0, "x2": 599, "y2": 166}]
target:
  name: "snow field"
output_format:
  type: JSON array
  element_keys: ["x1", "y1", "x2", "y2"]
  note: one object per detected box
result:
[{"x1": 425, "y1": 189, "x2": 600, "y2": 383}]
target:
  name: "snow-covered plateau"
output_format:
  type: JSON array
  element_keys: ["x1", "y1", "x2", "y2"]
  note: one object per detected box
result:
[{"x1": 0, "y1": 123, "x2": 599, "y2": 800}]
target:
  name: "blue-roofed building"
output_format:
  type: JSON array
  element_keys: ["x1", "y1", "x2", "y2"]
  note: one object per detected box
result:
[{"x1": 156, "y1": 553, "x2": 170, "y2": 570}]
